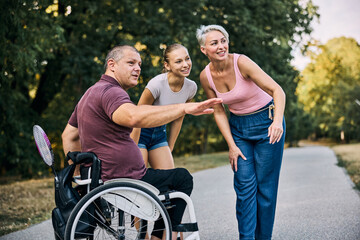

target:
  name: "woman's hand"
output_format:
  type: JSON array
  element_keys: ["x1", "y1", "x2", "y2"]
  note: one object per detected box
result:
[
  {"x1": 268, "y1": 121, "x2": 283, "y2": 144},
  {"x1": 229, "y1": 146, "x2": 246, "y2": 172}
]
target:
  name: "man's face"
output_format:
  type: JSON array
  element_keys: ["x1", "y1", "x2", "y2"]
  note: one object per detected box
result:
[{"x1": 112, "y1": 49, "x2": 142, "y2": 90}]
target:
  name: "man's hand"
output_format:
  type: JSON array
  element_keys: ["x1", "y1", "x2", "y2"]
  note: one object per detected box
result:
[{"x1": 184, "y1": 98, "x2": 223, "y2": 116}]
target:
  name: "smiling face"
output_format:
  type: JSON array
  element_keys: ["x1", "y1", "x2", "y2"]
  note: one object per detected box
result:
[
  {"x1": 107, "y1": 48, "x2": 142, "y2": 90},
  {"x1": 164, "y1": 46, "x2": 192, "y2": 78},
  {"x1": 201, "y1": 30, "x2": 229, "y2": 61}
]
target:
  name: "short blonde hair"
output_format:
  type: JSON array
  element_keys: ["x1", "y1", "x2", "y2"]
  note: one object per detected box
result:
[{"x1": 196, "y1": 25, "x2": 229, "y2": 47}]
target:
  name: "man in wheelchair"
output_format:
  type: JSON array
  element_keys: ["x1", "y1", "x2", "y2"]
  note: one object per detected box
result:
[{"x1": 62, "y1": 45, "x2": 222, "y2": 239}]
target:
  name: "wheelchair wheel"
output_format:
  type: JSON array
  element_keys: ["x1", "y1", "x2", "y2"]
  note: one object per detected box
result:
[{"x1": 64, "y1": 181, "x2": 172, "y2": 240}]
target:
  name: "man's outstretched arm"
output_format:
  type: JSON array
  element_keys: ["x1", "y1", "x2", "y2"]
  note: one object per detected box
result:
[{"x1": 112, "y1": 98, "x2": 223, "y2": 128}]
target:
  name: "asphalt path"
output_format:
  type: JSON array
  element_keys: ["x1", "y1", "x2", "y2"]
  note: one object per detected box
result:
[{"x1": 1, "y1": 146, "x2": 360, "y2": 239}]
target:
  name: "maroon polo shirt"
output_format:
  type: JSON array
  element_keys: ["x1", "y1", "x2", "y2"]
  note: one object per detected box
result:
[{"x1": 68, "y1": 74, "x2": 147, "y2": 181}]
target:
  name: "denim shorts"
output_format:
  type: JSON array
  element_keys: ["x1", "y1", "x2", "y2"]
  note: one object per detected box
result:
[{"x1": 138, "y1": 125, "x2": 168, "y2": 151}]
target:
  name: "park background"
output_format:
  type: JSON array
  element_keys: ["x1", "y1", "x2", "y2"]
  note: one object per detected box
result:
[{"x1": 1, "y1": 0, "x2": 360, "y2": 236}]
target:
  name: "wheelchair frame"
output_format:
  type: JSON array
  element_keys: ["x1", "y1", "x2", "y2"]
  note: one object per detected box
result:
[{"x1": 64, "y1": 153, "x2": 200, "y2": 240}]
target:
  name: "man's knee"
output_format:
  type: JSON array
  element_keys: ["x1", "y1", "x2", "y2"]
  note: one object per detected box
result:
[
  {"x1": 174, "y1": 168, "x2": 193, "y2": 195},
  {"x1": 175, "y1": 168, "x2": 193, "y2": 182}
]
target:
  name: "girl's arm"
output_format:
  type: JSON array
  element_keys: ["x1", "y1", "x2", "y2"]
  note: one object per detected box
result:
[
  {"x1": 130, "y1": 88, "x2": 155, "y2": 143},
  {"x1": 167, "y1": 115, "x2": 185, "y2": 152}
]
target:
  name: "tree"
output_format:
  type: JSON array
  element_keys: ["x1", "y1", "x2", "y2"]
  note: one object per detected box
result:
[
  {"x1": 0, "y1": 0, "x2": 64, "y2": 176},
  {"x1": 1, "y1": 0, "x2": 318, "y2": 177},
  {"x1": 296, "y1": 37, "x2": 360, "y2": 141}
]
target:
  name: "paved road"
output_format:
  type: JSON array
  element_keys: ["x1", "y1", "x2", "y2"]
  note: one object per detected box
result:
[
  {"x1": 273, "y1": 146, "x2": 360, "y2": 240},
  {"x1": 1, "y1": 146, "x2": 360, "y2": 239}
]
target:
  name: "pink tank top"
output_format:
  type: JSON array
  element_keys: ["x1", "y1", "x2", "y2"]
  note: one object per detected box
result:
[{"x1": 205, "y1": 53, "x2": 272, "y2": 114}]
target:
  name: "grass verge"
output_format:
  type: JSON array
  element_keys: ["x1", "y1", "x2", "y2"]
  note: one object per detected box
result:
[
  {"x1": 332, "y1": 143, "x2": 360, "y2": 191},
  {"x1": 0, "y1": 178, "x2": 54, "y2": 236},
  {"x1": 174, "y1": 151, "x2": 229, "y2": 173},
  {"x1": 0, "y1": 152, "x2": 229, "y2": 236}
]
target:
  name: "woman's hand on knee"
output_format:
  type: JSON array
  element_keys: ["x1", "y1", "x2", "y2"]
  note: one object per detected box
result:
[{"x1": 229, "y1": 146, "x2": 246, "y2": 172}]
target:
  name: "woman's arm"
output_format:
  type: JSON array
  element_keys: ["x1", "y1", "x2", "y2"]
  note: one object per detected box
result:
[
  {"x1": 238, "y1": 55, "x2": 286, "y2": 144},
  {"x1": 130, "y1": 88, "x2": 155, "y2": 143},
  {"x1": 199, "y1": 70, "x2": 246, "y2": 172}
]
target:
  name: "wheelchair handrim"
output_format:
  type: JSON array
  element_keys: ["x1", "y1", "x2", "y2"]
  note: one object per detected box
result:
[{"x1": 66, "y1": 182, "x2": 172, "y2": 240}]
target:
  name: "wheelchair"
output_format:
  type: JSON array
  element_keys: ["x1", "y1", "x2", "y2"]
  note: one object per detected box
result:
[
  {"x1": 64, "y1": 152, "x2": 199, "y2": 240},
  {"x1": 33, "y1": 125, "x2": 199, "y2": 240}
]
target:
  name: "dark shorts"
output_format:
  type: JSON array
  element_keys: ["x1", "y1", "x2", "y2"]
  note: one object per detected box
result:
[{"x1": 141, "y1": 168, "x2": 193, "y2": 231}]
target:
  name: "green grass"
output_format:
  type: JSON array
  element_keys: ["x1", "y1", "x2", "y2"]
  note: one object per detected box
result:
[
  {"x1": 332, "y1": 143, "x2": 360, "y2": 191},
  {"x1": 0, "y1": 178, "x2": 54, "y2": 236},
  {"x1": 174, "y1": 151, "x2": 229, "y2": 173}
]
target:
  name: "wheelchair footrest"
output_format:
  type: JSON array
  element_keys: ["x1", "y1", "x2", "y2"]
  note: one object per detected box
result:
[{"x1": 172, "y1": 223, "x2": 199, "y2": 232}]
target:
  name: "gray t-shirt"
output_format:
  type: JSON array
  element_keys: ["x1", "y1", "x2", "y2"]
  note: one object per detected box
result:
[{"x1": 146, "y1": 73, "x2": 197, "y2": 105}]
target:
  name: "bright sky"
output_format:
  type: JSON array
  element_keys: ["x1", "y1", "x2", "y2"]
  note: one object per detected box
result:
[{"x1": 291, "y1": 0, "x2": 360, "y2": 70}]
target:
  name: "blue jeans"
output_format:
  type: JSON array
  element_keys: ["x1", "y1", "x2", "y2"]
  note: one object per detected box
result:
[
  {"x1": 229, "y1": 101, "x2": 285, "y2": 240},
  {"x1": 138, "y1": 125, "x2": 168, "y2": 151}
]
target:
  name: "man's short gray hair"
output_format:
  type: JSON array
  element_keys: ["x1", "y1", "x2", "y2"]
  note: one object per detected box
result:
[
  {"x1": 104, "y1": 45, "x2": 139, "y2": 71},
  {"x1": 196, "y1": 25, "x2": 229, "y2": 47}
]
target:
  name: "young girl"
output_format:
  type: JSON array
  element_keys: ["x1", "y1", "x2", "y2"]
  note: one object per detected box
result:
[{"x1": 131, "y1": 43, "x2": 197, "y2": 170}]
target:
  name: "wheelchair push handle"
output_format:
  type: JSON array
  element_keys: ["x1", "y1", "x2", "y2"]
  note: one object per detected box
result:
[
  {"x1": 65, "y1": 151, "x2": 98, "y2": 165},
  {"x1": 76, "y1": 152, "x2": 96, "y2": 164}
]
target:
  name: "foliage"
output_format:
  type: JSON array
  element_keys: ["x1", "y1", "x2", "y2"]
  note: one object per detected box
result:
[
  {"x1": 0, "y1": 0, "x2": 63, "y2": 177},
  {"x1": 296, "y1": 37, "x2": 360, "y2": 142},
  {"x1": 1, "y1": 0, "x2": 318, "y2": 177}
]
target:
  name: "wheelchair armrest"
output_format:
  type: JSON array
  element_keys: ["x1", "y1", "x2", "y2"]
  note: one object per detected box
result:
[
  {"x1": 73, "y1": 176, "x2": 103, "y2": 186},
  {"x1": 73, "y1": 178, "x2": 92, "y2": 185},
  {"x1": 73, "y1": 175, "x2": 81, "y2": 180}
]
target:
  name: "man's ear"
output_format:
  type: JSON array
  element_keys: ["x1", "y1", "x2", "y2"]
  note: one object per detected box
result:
[{"x1": 107, "y1": 59, "x2": 116, "y2": 72}]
